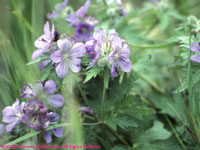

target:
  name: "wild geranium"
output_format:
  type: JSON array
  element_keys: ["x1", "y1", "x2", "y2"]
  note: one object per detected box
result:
[
  {"x1": 50, "y1": 39, "x2": 86, "y2": 78},
  {"x1": 66, "y1": 0, "x2": 98, "y2": 42},
  {"x1": 22, "y1": 99, "x2": 63, "y2": 143},
  {"x1": 2, "y1": 99, "x2": 25, "y2": 132},
  {"x1": 189, "y1": 42, "x2": 200, "y2": 63},
  {"x1": 85, "y1": 28, "x2": 132, "y2": 77},
  {"x1": 21, "y1": 80, "x2": 64, "y2": 108},
  {"x1": 32, "y1": 22, "x2": 59, "y2": 60}
]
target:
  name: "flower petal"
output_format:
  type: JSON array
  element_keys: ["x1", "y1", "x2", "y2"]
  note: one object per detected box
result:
[
  {"x1": 93, "y1": 28, "x2": 106, "y2": 43},
  {"x1": 57, "y1": 39, "x2": 72, "y2": 53},
  {"x1": 46, "y1": 94, "x2": 64, "y2": 108},
  {"x1": 32, "y1": 49, "x2": 44, "y2": 60},
  {"x1": 118, "y1": 58, "x2": 132, "y2": 72},
  {"x1": 190, "y1": 42, "x2": 200, "y2": 52},
  {"x1": 119, "y1": 44, "x2": 130, "y2": 58},
  {"x1": 50, "y1": 50, "x2": 63, "y2": 63},
  {"x1": 52, "y1": 127, "x2": 63, "y2": 137},
  {"x1": 44, "y1": 22, "x2": 52, "y2": 40},
  {"x1": 69, "y1": 58, "x2": 81, "y2": 72},
  {"x1": 6, "y1": 121, "x2": 18, "y2": 132},
  {"x1": 69, "y1": 43, "x2": 86, "y2": 57},
  {"x1": 56, "y1": 61, "x2": 68, "y2": 78},
  {"x1": 190, "y1": 54, "x2": 200, "y2": 63},
  {"x1": 2, "y1": 106, "x2": 16, "y2": 123},
  {"x1": 76, "y1": 0, "x2": 90, "y2": 18},
  {"x1": 43, "y1": 131, "x2": 52, "y2": 143},
  {"x1": 111, "y1": 36, "x2": 122, "y2": 51},
  {"x1": 111, "y1": 61, "x2": 119, "y2": 78},
  {"x1": 44, "y1": 80, "x2": 57, "y2": 94}
]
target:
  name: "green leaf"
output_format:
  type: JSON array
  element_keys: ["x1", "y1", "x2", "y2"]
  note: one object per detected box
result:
[
  {"x1": 40, "y1": 65, "x2": 52, "y2": 82},
  {"x1": 105, "y1": 115, "x2": 138, "y2": 130},
  {"x1": 173, "y1": 69, "x2": 200, "y2": 93},
  {"x1": 26, "y1": 55, "x2": 49, "y2": 65},
  {"x1": 144, "y1": 121, "x2": 171, "y2": 141},
  {"x1": 84, "y1": 65, "x2": 102, "y2": 83}
]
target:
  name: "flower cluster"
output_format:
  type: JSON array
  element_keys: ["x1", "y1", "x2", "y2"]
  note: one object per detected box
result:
[
  {"x1": 2, "y1": 81, "x2": 64, "y2": 143},
  {"x1": 85, "y1": 28, "x2": 132, "y2": 77},
  {"x1": 1, "y1": 0, "x2": 132, "y2": 144},
  {"x1": 66, "y1": 0, "x2": 98, "y2": 42}
]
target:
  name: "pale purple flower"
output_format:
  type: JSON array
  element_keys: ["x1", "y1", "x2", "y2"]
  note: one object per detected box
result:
[
  {"x1": 75, "y1": 22, "x2": 94, "y2": 42},
  {"x1": 22, "y1": 99, "x2": 63, "y2": 143},
  {"x1": 43, "y1": 127, "x2": 63, "y2": 143},
  {"x1": 47, "y1": 0, "x2": 69, "y2": 19},
  {"x1": 108, "y1": 37, "x2": 131, "y2": 77},
  {"x1": 50, "y1": 39, "x2": 86, "y2": 78},
  {"x1": 20, "y1": 80, "x2": 64, "y2": 108},
  {"x1": 2, "y1": 99, "x2": 25, "y2": 132},
  {"x1": 32, "y1": 22, "x2": 58, "y2": 60},
  {"x1": 86, "y1": 28, "x2": 131, "y2": 77},
  {"x1": 85, "y1": 39, "x2": 101, "y2": 67},
  {"x1": 190, "y1": 42, "x2": 200, "y2": 63},
  {"x1": 79, "y1": 107, "x2": 93, "y2": 114},
  {"x1": 66, "y1": 0, "x2": 90, "y2": 26},
  {"x1": 76, "y1": 0, "x2": 90, "y2": 18}
]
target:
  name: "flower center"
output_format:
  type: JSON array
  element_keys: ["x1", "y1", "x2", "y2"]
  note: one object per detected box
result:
[
  {"x1": 15, "y1": 113, "x2": 22, "y2": 118},
  {"x1": 114, "y1": 53, "x2": 119, "y2": 60}
]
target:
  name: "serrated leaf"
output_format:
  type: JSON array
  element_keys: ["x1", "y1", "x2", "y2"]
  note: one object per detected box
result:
[
  {"x1": 173, "y1": 69, "x2": 200, "y2": 93},
  {"x1": 84, "y1": 66, "x2": 102, "y2": 83},
  {"x1": 105, "y1": 115, "x2": 138, "y2": 130}
]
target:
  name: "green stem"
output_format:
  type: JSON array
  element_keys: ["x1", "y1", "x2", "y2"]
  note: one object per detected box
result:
[
  {"x1": 6, "y1": 122, "x2": 101, "y2": 145},
  {"x1": 104, "y1": 124, "x2": 130, "y2": 146},
  {"x1": 187, "y1": 22, "x2": 192, "y2": 103},
  {"x1": 132, "y1": 67, "x2": 165, "y2": 95},
  {"x1": 164, "y1": 115, "x2": 187, "y2": 150},
  {"x1": 101, "y1": 83, "x2": 106, "y2": 122},
  {"x1": 76, "y1": 82, "x2": 91, "y2": 108}
]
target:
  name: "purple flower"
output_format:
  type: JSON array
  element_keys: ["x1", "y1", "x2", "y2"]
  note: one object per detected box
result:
[
  {"x1": 86, "y1": 28, "x2": 131, "y2": 77},
  {"x1": 50, "y1": 39, "x2": 86, "y2": 78},
  {"x1": 43, "y1": 127, "x2": 63, "y2": 143},
  {"x1": 190, "y1": 42, "x2": 200, "y2": 63},
  {"x1": 20, "y1": 80, "x2": 64, "y2": 108},
  {"x1": 22, "y1": 99, "x2": 49, "y2": 129},
  {"x1": 66, "y1": 0, "x2": 90, "y2": 26},
  {"x1": 22, "y1": 99, "x2": 63, "y2": 143},
  {"x1": 2, "y1": 99, "x2": 25, "y2": 132},
  {"x1": 76, "y1": 0, "x2": 90, "y2": 18},
  {"x1": 32, "y1": 22, "x2": 58, "y2": 60},
  {"x1": 47, "y1": 0, "x2": 69, "y2": 19},
  {"x1": 108, "y1": 37, "x2": 131, "y2": 77},
  {"x1": 79, "y1": 107, "x2": 93, "y2": 114},
  {"x1": 75, "y1": 22, "x2": 94, "y2": 42}
]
